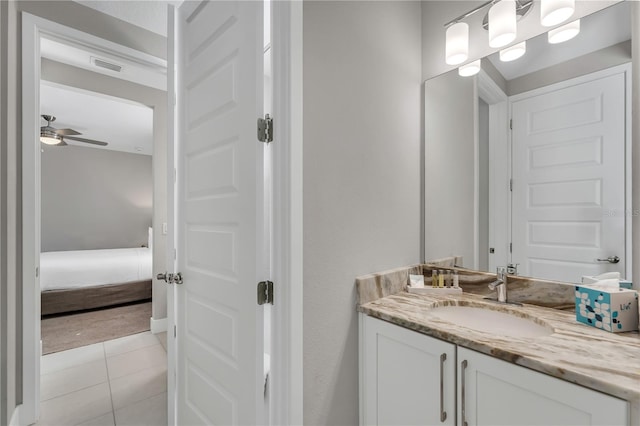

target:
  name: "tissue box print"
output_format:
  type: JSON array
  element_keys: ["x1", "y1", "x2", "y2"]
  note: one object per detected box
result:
[{"x1": 575, "y1": 286, "x2": 639, "y2": 332}]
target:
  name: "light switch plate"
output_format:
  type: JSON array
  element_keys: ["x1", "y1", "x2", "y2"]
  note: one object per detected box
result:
[{"x1": 162, "y1": 222, "x2": 168, "y2": 235}]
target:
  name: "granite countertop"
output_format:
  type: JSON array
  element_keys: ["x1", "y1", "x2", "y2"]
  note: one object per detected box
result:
[{"x1": 359, "y1": 291, "x2": 640, "y2": 403}]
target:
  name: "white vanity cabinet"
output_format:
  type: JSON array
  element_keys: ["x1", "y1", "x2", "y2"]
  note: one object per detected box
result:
[
  {"x1": 457, "y1": 347, "x2": 629, "y2": 426},
  {"x1": 360, "y1": 315, "x2": 456, "y2": 425},
  {"x1": 360, "y1": 314, "x2": 630, "y2": 426}
]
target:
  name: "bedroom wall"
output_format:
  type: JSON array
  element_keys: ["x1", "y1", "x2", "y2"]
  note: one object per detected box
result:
[
  {"x1": 41, "y1": 145, "x2": 152, "y2": 252},
  {"x1": 41, "y1": 57, "x2": 169, "y2": 322}
]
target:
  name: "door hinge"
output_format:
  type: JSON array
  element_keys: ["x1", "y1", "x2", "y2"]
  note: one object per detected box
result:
[
  {"x1": 257, "y1": 280, "x2": 274, "y2": 305},
  {"x1": 510, "y1": 242, "x2": 513, "y2": 253},
  {"x1": 257, "y1": 114, "x2": 273, "y2": 143},
  {"x1": 509, "y1": 118, "x2": 513, "y2": 130},
  {"x1": 36, "y1": 266, "x2": 39, "y2": 278},
  {"x1": 174, "y1": 325, "x2": 177, "y2": 338},
  {"x1": 509, "y1": 178, "x2": 513, "y2": 191}
]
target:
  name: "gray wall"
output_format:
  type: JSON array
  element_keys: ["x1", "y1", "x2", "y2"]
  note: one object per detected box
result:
[
  {"x1": 0, "y1": 0, "x2": 20, "y2": 423},
  {"x1": 41, "y1": 57, "x2": 168, "y2": 321},
  {"x1": 41, "y1": 145, "x2": 152, "y2": 252},
  {"x1": 632, "y1": 3, "x2": 640, "y2": 291},
  {"x1": 424, "y1": 70, "x2": 476, "y2": 267},
  {"x1": 303, "y1": 1, "x2": 422, "y2": 424}
]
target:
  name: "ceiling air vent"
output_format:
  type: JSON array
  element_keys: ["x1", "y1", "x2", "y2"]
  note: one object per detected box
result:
[{"x1": 91, "y1": 57, "x2": 123, "y2": 73}]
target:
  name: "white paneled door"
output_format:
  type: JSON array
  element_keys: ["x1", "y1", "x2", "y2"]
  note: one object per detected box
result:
[
  {"x1": 511, "y1": 71, "x2": 626, "y2": 283},
  {"x1": 173, "y1": 1, "x2": 265, "y2": 425}
]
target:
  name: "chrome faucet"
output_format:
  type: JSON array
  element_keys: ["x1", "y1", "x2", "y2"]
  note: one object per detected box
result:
[{"x1": 488, "y1": 266, "x2": 508, "y2": 303}]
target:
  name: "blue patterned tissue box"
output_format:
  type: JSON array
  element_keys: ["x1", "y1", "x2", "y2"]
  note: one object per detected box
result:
[{"x1": 575, "y1": 286, "x2": 639, "y2": 332}]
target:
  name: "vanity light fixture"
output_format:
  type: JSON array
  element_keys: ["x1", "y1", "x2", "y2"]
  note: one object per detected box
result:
[
  {"x1": 540, "y1": 0, "x2": 575, "y2": 27},
  {"x1": 443, "y1": 0, "x2": 532, "y2": 66},
  {"x1": 446, "y1": 22, "x2": 469, "y2": 65},
  {"x1": 548, "y1": 19, "x2": 580, "y2": 44},
  {"x1": 458, "y1": 59, "x2": 481, "y2": 77},
  {"x1": 499, "y1": 41, "x2": 526, "y2": 62},
  {"x1": 489, "y1": 0, "x2": 517, "y2": 48}
]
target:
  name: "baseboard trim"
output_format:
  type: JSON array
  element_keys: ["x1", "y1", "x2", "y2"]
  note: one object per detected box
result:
[
  {"x1": 9, "y1": 404, "x2": 22, "y2": 426},
  {"x1": 150, "y1": 316, "x2": 167, "y2": 334}
]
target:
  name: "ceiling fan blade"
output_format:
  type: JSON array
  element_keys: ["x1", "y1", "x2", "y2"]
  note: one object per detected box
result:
[
  {"x1": 64, "y1": 136, "x2": 108, "y2": 146},
  {"x1": 55, "y1": 128, "x2": 81, "y2": 136},
  {"x1": 57, "y1": 140, "x2": 68, "y2": 146}
]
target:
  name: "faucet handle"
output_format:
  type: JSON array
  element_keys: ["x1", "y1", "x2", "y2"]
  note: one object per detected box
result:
[{"x1": 506, "y1": 263, "x2": 519, "y2": 275}]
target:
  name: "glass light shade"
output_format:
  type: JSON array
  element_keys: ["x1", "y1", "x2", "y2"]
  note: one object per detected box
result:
[
  {"x1": 445, "y1": 22, "x2": 469, "y2": 65},
  {"x1": 548, "y1": 19, "x2": 580, "y2": 44},
  {"x1": 541, "y1": 0, "x2": 575, "y2": 27},
  {"x1": 489, "y1": 0, "x2": 517, "y2": 48},
  {"x1": 458, "y1": 60, "x2": 481, "y2": 77},
  {"x1": 499, "y1": 41, "x2": 526, "y2": 62},
  {"x1": 40, "y1": 135, "x2": 60, "y2": 145}
]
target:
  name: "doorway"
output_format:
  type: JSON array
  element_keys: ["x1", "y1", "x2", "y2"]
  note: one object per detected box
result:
[{"x1": 22, "y1": 12, "x2": 169, "y2": 425}]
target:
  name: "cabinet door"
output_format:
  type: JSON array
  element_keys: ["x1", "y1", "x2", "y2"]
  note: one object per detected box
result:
[
  {"x1": 360, "y1": 314, "x2": 456, "y2": 426},
  {"x1": 457, "y1": 347, "x2": 629, "y2": 426}
]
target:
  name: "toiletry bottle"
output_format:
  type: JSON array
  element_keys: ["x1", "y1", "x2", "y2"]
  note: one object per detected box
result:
[
  {"x1": 438, "y1": 270, "x2": 444, "y2": 288},
  {"x1": 453, "y1": 270, "x2": 459, "y2": 288},
  {"x1": 431, "y1": 270, "x2": 437, "y2": 288},
  {"x1": 446, "y1": 270, "x2": 452, "y2": 287}
]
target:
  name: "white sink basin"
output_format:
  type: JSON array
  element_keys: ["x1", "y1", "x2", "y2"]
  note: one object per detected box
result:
[{"x1": 427, "y1": 306, "x2": 553, "y2": 338}]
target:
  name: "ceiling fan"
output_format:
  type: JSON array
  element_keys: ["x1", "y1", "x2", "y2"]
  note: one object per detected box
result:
[{"x1": 40, "y1": 115, "x2": 108, "y2": 147}]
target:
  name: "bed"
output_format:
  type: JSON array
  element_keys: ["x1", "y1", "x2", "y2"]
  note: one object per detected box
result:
[{"x1": 40, "y1": 246, "x2": 153, "y2": 316}]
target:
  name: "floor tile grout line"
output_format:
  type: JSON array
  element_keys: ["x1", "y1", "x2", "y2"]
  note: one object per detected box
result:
[
  {"x1": 112, "y1": 388, "x2": 168, "y2": 414},
  {"x1": 102, "y1": 343, "x2": 117, "y2": 426},
  {"x1": 40, "y1": 357, "x2": 108, "y2": 379},
  {"x1": 105, "y1": 338, "x2": 162, "y2": 359},
  {"x1": 40, "y1": 379, "x2": 110, "y2": 403},
  {"x1": 105, "y1": 340, "x2": 163, "y2": 361}
]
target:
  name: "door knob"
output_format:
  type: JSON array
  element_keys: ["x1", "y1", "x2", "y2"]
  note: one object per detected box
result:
[
  {"x1": 157, "y1": 272, "x2": 183, "y2": 284},
  {"x1": 596, "y1": 256, "x2": 620, "y2": 264}
]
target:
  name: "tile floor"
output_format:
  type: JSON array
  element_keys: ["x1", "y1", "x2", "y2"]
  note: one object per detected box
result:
[{"x1": 38, "y1": 331, "x2": 168, "y2": 426}]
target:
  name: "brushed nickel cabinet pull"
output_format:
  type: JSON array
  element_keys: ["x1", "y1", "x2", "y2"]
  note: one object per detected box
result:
[
  {"x1": 461, "y1": 359, "x2": 468, "y2": 426},
  {"x1": 440, "y1": 353, "x2": 447, "y2": 422}
]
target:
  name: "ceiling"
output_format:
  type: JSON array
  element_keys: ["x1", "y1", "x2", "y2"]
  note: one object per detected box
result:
[
  {"x1": 488, "y1": 1, "x2": 631, "y2": 80},
  {"x1": 73, "y1": 0, "x2": 183, "y2": 37},
  {"x1": 40, "y1": 82, "x2": 154, "y2": 156}
]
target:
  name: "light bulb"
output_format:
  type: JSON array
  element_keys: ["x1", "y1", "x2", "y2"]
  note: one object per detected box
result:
[
  {"x1": 458, "y1": 60, "x2": 481, "y2": 77},
  {"x1": 541, "y1": 0, "x2": 575, "y2": 27},
  {"x1": 499, "y1": 41, "x2": 526, "y2": 62},
  {"x1": 489, "y1": 0, "x2": 517, "y2": 48},
  {"x1": 445, "y1": 22, "x2": 469, "y2": 65},
  {"x1": 548, "y1": 19, "x2": 580, "y2": 44}
]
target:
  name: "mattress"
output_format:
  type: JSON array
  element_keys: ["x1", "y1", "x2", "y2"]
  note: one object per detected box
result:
[{"x1": 40, "y1": 247, "x2": 152, "y2": 291}]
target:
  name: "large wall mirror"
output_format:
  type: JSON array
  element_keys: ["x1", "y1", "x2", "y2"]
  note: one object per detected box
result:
[{"x1": 424, "y1": 1, "x2": 632, "y2": 284}]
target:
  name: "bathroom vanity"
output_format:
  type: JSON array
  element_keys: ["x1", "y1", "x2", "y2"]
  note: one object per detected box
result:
[{"x1": 357, "y1": 266, "x2": 640, "y2": 426}]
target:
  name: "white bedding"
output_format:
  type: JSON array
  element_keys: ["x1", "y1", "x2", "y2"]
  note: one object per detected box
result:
[{"x1": 40, "y1": 247, "x2": 152, "y2": 291}]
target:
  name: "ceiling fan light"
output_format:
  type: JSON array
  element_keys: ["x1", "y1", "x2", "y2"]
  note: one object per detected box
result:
[
  {"x1": 548, "y1": 19, "x2": 580, "y2": 44},
  {"x1": 541, "y1": 0, "x2": 575, "y2": 27},
  {"x1": 489, "y1": 0, "x2": 517, "y2": 48},
  {"x1": 446, "y1": 22, "x2": 469, "y2": 65},
  {"x1": 40, "y1": 128, "x2": 61, "y2": 145},
  {"x1": 499, "y1": 41, "x2": 526, "y2": 62},
  {"x1": 458, "y1": 60, "x2": 481, "y2": 77},
  {"x1": 40, "y1": 135, "x2": 61, "y2": 145}
]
